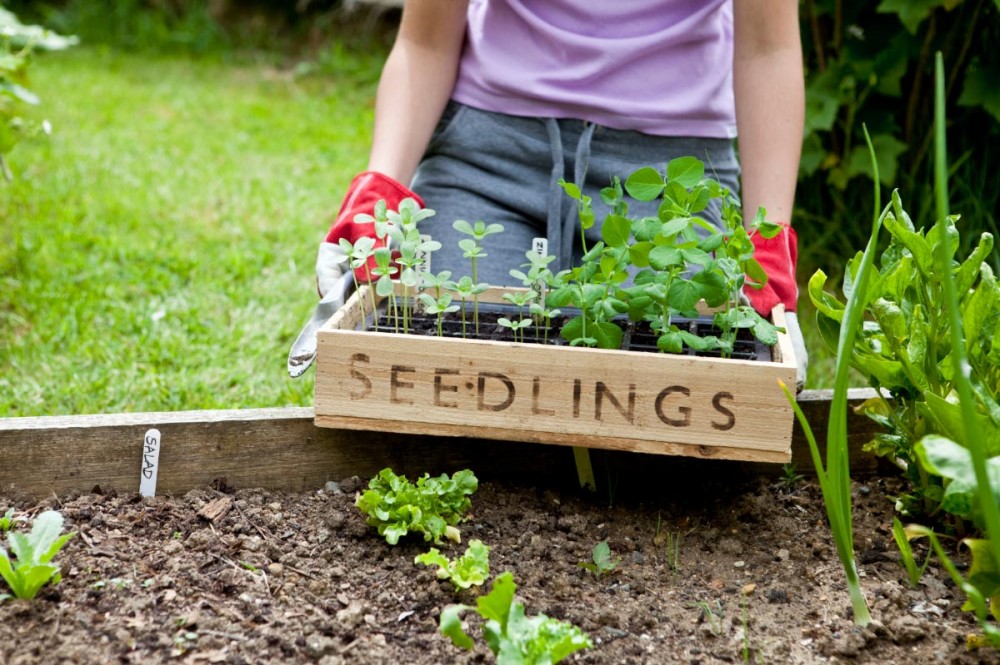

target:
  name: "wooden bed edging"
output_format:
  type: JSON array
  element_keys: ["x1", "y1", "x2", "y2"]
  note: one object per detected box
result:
[{"x1": 0, "y1": 389, "x2": 882, "y2": 498}]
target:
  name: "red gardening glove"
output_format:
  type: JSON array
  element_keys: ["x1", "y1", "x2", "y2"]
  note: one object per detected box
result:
[
  {"x1": 744, "y1": 224, "x2": 798, "y2": 315},
  {"x1": 317, "y1": 171, "x2": 424, "y2": 295}
]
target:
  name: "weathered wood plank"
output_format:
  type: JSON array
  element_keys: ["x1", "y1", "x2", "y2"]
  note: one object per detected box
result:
[{"x1": 0, "y1": 388, "x2": 883, "y2": 498}]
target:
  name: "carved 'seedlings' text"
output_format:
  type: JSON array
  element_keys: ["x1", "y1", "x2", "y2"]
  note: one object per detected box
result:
[{"x1": 346, "y1": 353, "x2": 736, "y2": 431}]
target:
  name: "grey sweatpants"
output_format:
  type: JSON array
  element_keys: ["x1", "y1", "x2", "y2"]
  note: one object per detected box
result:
[{"x1": 410, "y1": 101, "x2": 741, "y2": 286}]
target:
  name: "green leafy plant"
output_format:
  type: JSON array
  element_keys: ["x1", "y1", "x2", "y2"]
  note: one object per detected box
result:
[
  {"x1": 0, "y1": 7, "x2": 77, "y2": 180},
  {"x1": 896, "y1": 56, "x2": 1000, "y2": 649},
  {"x1": 415, "y1": 538, "x2": 490, "y2": 591},
  {"x1": 552, "y1": 157, "x2": 783, "y2": 355},
  {"x1": 355, "y1": 468, "x2": 478, "y2": 545},
  {"x1": 0, "y1": 510, "x2": 74, "y2": 601},
  {"x1": 578, "y1": 540, "x2": 619, "y2": 579},
  {"x1": 439, "y1": 571, "x2": 592, "y2": 663},
  {"x1": 808, "y1": 65, "x2": 1000, "y2": 524}
]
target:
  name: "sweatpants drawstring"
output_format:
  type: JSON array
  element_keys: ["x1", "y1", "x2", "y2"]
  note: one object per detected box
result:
[{"x1": 543, "y1": 119, "x2": 597, "y2": 272}]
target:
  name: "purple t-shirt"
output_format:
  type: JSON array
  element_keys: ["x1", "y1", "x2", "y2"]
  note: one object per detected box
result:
[{"x1": 452, "y1": 0, "x2": 735, "y2": 138}]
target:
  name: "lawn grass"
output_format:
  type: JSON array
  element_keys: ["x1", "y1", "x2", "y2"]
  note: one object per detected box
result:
[{"x1": 1, "y1": 45, "x2": 384, "y2": 416}]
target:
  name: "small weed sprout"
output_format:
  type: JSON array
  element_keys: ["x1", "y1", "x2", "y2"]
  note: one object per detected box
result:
[
  {"x1": 892, "y1": 517, "x2": 931, "y2": 587},
  {"x1": 691, "y1": 600, "x2": 724, "y2": 636},
  {"x1": 0, "y1": 510, "x2": 75, "y2": 601},
  {"x1": 578, "y1": 540, "x2": 620, "y2": 578},
  {"x1": 453, "y1": 219, "x2": 504, "y2": 335}
]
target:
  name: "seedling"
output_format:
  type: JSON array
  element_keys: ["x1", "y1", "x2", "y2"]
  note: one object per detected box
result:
[
  {"x1": 0, "y1": 510, "x2": 75, "y2": 601},
  {"x1": 355, "y1": 468, "x2": 478, "y2": 545},
  {"x1": 339, "y1": 235, "x2": 377, "y2": 324},
  {"x1": 578, "y1": 540, "x2": 620, "y2": 578},
  {"x1": 418, "y1": 292, "x2": 460, "y2": 337},
  {"x1": 892, "y1": 517, "x2": 931, "y2": 587},
  {"x1": 447, "y1": 275, "x2": 489, "y2": 338},
  {"x1": 453, "y1": 219, "x2": 504, "y2": 335},
  {"x1": 0, "y1": 508, "x2": 24, "y2": 534},
  {"x1": 691, "y1": 600, "x2": 724, "y2": 636},
  {"x1": 500, "y1": 290, "x2": 537, "y2": 342},
  {"x1": 439, "y1": 571, "x2": 592, "y2": 663},
  {"x1": 415, "y1": 539, "x2": 490, "y2": 591}
]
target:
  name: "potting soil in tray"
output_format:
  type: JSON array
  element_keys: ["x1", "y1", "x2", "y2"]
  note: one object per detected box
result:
[{"x1": 368, "y1": 304, "x2": 772, "y2": 363}]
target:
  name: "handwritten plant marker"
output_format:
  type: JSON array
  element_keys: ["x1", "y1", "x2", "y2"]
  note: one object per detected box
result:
[{"x1": 139, "y1": 428, "x2": 161, "y2": 498}]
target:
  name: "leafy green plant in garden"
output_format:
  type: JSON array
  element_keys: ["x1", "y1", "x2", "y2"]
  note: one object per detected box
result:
[
  {"x1": 578, "y1": 540, "x2": 619, "y2": 579},
  {"x1": 0, "y1": 7, "x2": 76, "y2": 180},
  {"x1": 808, "y1": 121, "x2": 1000, "y2": 521},
  {"x1": 439, "y1": 571, "x2": 592, "y2": 664},
  {"x1": 415, "y1": 539, "x2": 490, "y2": 591},
  {"x1": 0, "y1": 510, "x2": 74, "y2": 601},
  {"x1": 355, "y1": 468, "x2": 478, "y2": 546},
  {"x1": 897, "y1": 58, "x2": 1000, "y2": 649}
]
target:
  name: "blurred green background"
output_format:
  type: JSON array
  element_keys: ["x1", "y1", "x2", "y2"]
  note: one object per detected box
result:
[{"x1": 1, "y1": 0, "x2": 997, "y2": 416}]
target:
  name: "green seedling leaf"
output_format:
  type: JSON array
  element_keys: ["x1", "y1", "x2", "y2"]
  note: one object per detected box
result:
[
  {"x1": 440, "y1": 604, "x2": 476, "y2": 650},
  {"x1": 892, "y1": 517, "x2": 931, "y2": 587},
  {"x1": 601, "y1": 214, "x2": 632, "y2": 248},
  {"x1": 624, "y1": 167, "x2": 665, "y2": 201},
  {"x1": 666, "y1": 156, "x2": 704, "y2": 189},
  {"x1": 578, "y1": 541, "x2": 620, "y2": 578},
  {"x1": 915, "y1": 435, "x2": 1000, "y2": 521},
  {"x1": 0, "y1": 510, "x2": 74, "y2": 600}
]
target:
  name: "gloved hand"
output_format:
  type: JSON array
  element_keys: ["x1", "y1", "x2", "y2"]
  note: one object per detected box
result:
[
  {"x1": 288, "y1": 171, "x2": 423, "y2": 378},
  {"x1": 744, "y1": 224, "x2": 808, "y2": 390},
  {"x1": 316, "y1": 171, "x2": 425, "y2": 297}
]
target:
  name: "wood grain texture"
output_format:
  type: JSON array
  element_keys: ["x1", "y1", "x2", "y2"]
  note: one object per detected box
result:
[{"x1": 0, "y1": 389, "x2": 883, "y2": 498}]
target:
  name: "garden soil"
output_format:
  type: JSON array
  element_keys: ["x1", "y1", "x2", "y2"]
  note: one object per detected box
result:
[{"x1": 2, "y1": 468, "x2": 998, "y2": 665}]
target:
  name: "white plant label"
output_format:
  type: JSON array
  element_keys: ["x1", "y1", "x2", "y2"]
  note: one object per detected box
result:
[
  {"x1": 417, "y1": 233, "x2": 433, "y2": 278},
  {"x1": 532, "y1": 237, "x2": 548, "y2": 258},
  {"x1": 139, "y1": 428, "x2": 161, "y2": 498}
]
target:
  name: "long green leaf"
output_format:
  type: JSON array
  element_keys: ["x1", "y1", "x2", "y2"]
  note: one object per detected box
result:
[{"x1": 933, "y1": 52, "x2": 1000, "y2": 571}]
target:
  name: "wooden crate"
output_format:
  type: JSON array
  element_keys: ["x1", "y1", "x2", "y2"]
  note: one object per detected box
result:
[{"x1": 315, "y1": 286, "x2": 798, "y2": 463}]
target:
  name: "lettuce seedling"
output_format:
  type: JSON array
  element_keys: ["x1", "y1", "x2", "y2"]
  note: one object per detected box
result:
[
  {"x1": 0, "y1": 508, "x2": 24, "y2": 534},
  {"x1": 355, "y1": 468, "x2": 478, "y2": 545},
  {"x1": 440, "y1": 571, "x2": 592, "y2": 663},
  {"x1": 0, "y1": 510, "x2": 74, "y2": 601},
  {"x1": 415, "y1": 539, "x2": 490, "y2": 591},
  {"x1": 578, "y1": 540, "x2": 620, "y2": 579}
]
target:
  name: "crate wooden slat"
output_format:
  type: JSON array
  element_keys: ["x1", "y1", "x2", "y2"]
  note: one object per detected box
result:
[{"x1": 315, "y1": 286, "x2": 798, "y2": 463}]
